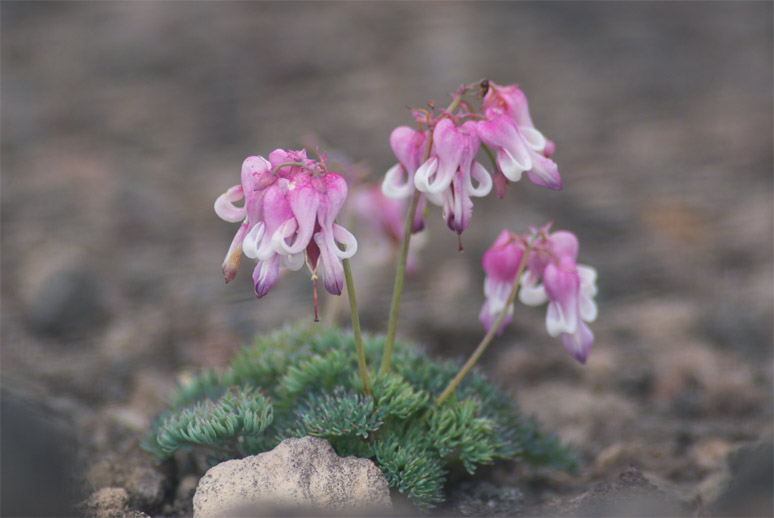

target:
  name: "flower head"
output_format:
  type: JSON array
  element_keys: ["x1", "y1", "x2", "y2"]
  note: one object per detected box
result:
[
  {"x1": 215, "y1": 150, "x2": 358, "y2": 313},
  {"x1": 479, "y1": 224, "x2": 598, "y2": 364},
  {"x1": 381, "y1": 81, "x2": 559, "y2": 243},
  {"x1": 478, "y1": 82, "x2": 561, "y2": 190}
]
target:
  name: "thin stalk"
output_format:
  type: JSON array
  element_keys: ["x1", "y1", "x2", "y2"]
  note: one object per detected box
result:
[
  {"x1": 434, "y1": 241, "x2": 534, "y2": 406},
  {"x1": 343, "y1": 258, "x2": 371, "y2": 396},
  {"x1": 380, "y1": 189, "x2": 422, "y2": 374},
  {"x1": 271, "y1": 161, "x2": 305, "y2": 175},
  {"x1": 381, "y1": 91, "x2": 473, "y2": 375}
]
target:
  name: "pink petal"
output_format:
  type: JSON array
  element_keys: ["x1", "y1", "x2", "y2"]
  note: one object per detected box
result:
[
  {"x1": 561, "y1": 322, "x2": 594, "y2": 365},
  {"x1": 427, "y1": 118, "x2": 464, "y2": 194},
  {"x1": 482, "y1": 231, "x2": 524, "y2": 283},
  {"x1": 313, "y1": 230, "x2": 344, "y2": 295},
  {"x1": 390, "y1": 126, "x2": 427, "y2": 174},
  {"x1": 221, "y1": 220, "x2": 249, "y2": 283},
  {"x1": 547, "y1": 231, "x2": 579, "y2": 262},
  {"x1": 477, "y1": 116, "x2": 532, "y2": 181},
  {"x1": 412, "y1": 194, "x2": 427, "y2": 233},
  {"x1": 442, "y1": 176, "x2": 473, "y2": 235},
  {"x1": 543, "y1": 259, "x2": 580, "y2": 336},
  {"x1": 281, "y1": 173, "x2": 320, "y2": 254},
  {"x1": 214, "y1": 185, "x2": 246, "y2": 223},
  {"x1": 252, "y1": 255, "x2": 280, "y2": 298},
  {"x1": 525, "y1": 152, "x2": 562, "y2": 190},
  {"x1": 478, "y1": 298, "x2": 514, "y2": 337},
  {"x1": 544, "y1": 139, "x2": 556, "y2": 158}
]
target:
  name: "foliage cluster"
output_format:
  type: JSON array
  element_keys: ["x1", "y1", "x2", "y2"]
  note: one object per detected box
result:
[{"x1": 143, "y1": 325, "x2": 577, "y2": 510}]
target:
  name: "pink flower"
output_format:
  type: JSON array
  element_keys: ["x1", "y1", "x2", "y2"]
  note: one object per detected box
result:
[
  {"x1": 478, "y1": 230, "x2": 526, "y2": 335},
  {"x1": 542, "y1": 256, "x2": 597, "y2": 364},
  {"x1": 479, "y1": 225, "x2": 598, "y2": 364},
  {"x1": 215, "y1": 150, "x2": 357, "y2": 301},
  {"x1": 214, "y1": 156, "x2": 274, "y2": 284},
  {"x1": 478, "y1": 82, "x2": 562, "y2": 190},
  {"x1": 381, "y1": 126, "x2": 428, "y2": 233},
  {"x1": 382, "y1": 126, "x2": 427, "y2": 199},
  {"x1": 380, "y1": 82, "x2": 558, "y2": 240},
  {"x1": 477, "y1": 115, "x2": 561, "y2": 190},
  {"x1": 414, "y1": 119, "x2": 492, "y2": 235}
]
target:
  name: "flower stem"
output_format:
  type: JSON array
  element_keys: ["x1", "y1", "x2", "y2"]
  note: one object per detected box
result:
[
  {"x1": 271, "y1": 161, "x2": 305, "y2": 175},
  {"x1": 380, "y1": 188, "x2": 421, "y2": 375},
  {"x1": 434, "y1": 241, "x2": 535, "y2": 406},
  {"x1": 343, "y1": 258, "x2": 371, "y2": 396},
  {"x1": 381, "y1": 91, "x2": 469, "y2": 375}
]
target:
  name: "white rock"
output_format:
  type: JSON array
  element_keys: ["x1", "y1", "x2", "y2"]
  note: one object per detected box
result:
[{"x1": 193, "y1": 436, "x2": 391, "y2": 517}]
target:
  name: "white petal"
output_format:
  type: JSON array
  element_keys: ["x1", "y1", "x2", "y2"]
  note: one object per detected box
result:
[
  {"x1": 579, "y1": 294, "x2": 598, "y2": 322},
  {"x1": 578, "y1": 265, "x2": 598, "y2": 297},
  {"x1": 545, "y1": 302, "x2": 564, "y2": 337},
  {"x1": 425, "y1": 191, "x2": 444, "y2": 206},
  {"x1": 271, "y1": 219, "x2": 304, "y2": 255},
  {"x1": 242, "y1": 222, "x2": 265, "y2": 259},
  {"x1": 214, "y1": 185, "x2": 246, "y2": 222},
  {"x1": 519, "y1": 282, "x2": 547, "y2": 306},
  {"x1": 465, "y1": 162, "x2": 493, "y2": 197},
  {"x1": 518, "y1": 270, "x2": 548, "y2": 306},
  {"x1": 519, "y1": 127, "x2": 547, "y2": 152},
  {"x1": 484, "y1": 278, "x2": 512, "y2": 312},
  {"x1": 332, "y1": 224, "x2": 358, "y2": 259},
  {"x1": 546, "y1": 301, "x2": 576, "y2": 336},
  {"x1": 282, "y1": 252, "x2": 305, "y2": 271},
  {"x1": 382, "y1": 164, "x2": 413, "y2": 200},
  {"x1": 413, "y1": 156, "x2": 440, "y2": 193},
  {"x1": 498, "y1": 148, "x2": 529, "y2": 182}
]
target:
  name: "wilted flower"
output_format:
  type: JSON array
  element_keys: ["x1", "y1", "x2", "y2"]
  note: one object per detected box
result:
[
  {"x1": 479, "y1": 224, "x2": 598, "y2": 364},
  {"x1": 214, "y1": 150, "x2": 358, "y2": 306}
]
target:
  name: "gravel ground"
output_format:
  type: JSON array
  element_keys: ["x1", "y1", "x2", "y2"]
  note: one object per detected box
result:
[{"x1": 2, "y1": 2, "x2": 772, "y2": 516}]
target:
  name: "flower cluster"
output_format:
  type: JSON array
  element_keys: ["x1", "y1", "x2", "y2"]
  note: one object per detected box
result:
[
  {"x1": 214, "y1": 149, "x2": 357, "y2": 306},
  {"x1": 382, "y1": 81, "x2": 560, "y2": 238},
  {"x1": 479, "y1": 224, "x2": 598, "y2": 364}
]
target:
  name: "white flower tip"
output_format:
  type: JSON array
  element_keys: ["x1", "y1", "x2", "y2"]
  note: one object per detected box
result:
[
  {"x1": 332, "y1": 224, "x2": 358, "y2": 259},
  {"x1": 382, "y1": 164, "x2": 413, "y2": 199},
  {"x1": 214, "y1": 186, "x2": 247, "y2": 223},
  {"x1": 413, "y1": 157, "x2": 439, "y2": 193},
  {"x1": 519, "y1": 127, "x2": 547, "y2": 152},
  {"x1": 242, "y1": 222, "x2": 265, "y2": 259}
]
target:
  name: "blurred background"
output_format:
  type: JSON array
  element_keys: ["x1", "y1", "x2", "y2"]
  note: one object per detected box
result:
[{"x1": 1, "y1": 2, "x2": 772, "y2": 516}]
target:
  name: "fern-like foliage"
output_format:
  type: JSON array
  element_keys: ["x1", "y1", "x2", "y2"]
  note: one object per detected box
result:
[{"x1": 143, "y1": 325, "x2": 578, "y2": 510}]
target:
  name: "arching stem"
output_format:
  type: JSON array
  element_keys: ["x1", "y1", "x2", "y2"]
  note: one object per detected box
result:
[{"x1": 434, "y1": 240, "x2": 535, "y2": 406}]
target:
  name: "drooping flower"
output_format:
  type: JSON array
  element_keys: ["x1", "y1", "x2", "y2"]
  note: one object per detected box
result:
[
  {"x1": 542, "y1": 256, "x2": 597, "y2": 363},
  {"x1": 414, "y1": 119, "x2": 492, "y2": 235},
  {"x1": 381, "y1": 125, "x2": 428, "y2": 233},
  {"x1": 478, "y1": 82, "x2": 562, "y2": 190},
  {"x1": 214, "y1": 155, "x2": 274, "y2": 284},
  {"x1": 380, "y1": 81, "x2": 559, "y2": 244},
  {"x1": 478, "y1": 230, "x2": 526, "y2": 335},
  {"x1": 214, "y1": 150, "x2": 357, "y2": 305},
  {"x1": 479, "y1": 225, "x2": 598, "y2": 364}
]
